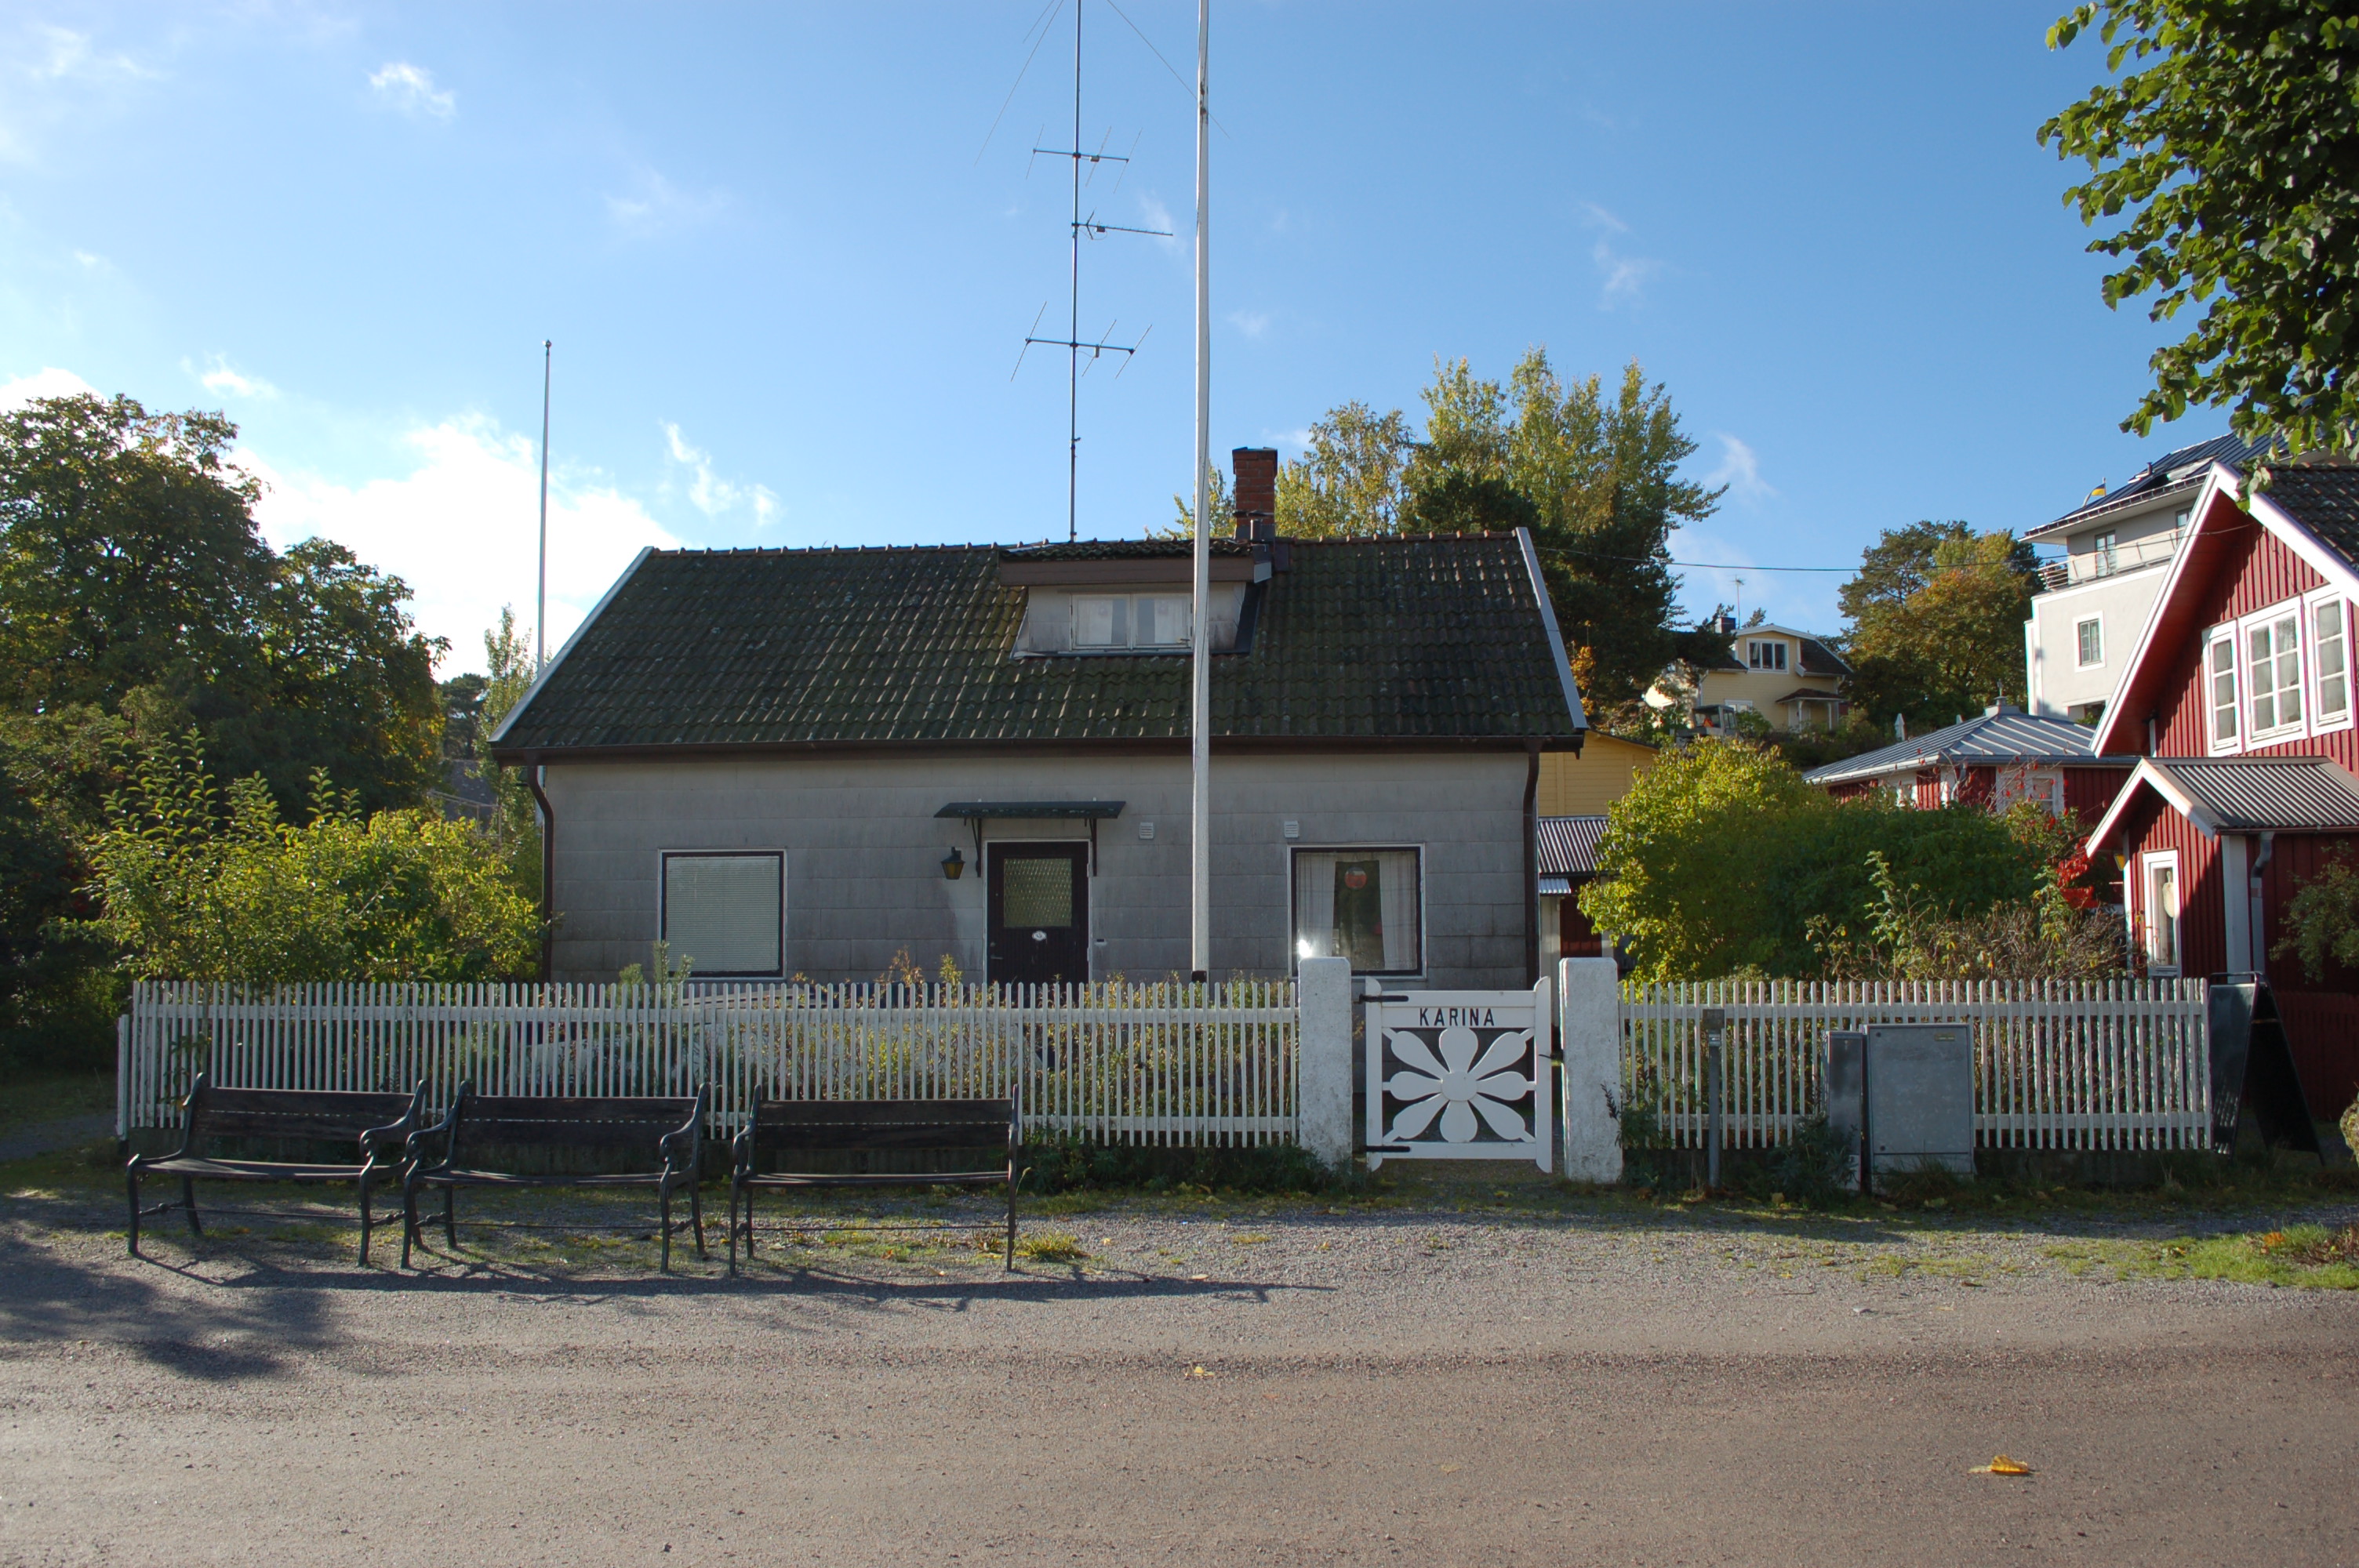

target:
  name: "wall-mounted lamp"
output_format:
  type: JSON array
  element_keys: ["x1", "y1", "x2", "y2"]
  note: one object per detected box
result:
[{"x1": 941, "y1": 848, "x2": 965, "y2": 880}]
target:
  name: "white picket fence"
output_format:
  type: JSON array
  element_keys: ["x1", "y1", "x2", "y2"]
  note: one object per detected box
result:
[
  {"x1": 1620, "y1": 978, "x2": 2212, "y2": 1152},
  {"x1": 122, "y1": 979, "x2": 1300, "y2": 1146}
]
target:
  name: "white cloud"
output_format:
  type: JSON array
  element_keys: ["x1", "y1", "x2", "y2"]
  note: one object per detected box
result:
[
  {"x1": 0, "y1": 366, "x2": 99, "y2": 409},
  {"x1": 662, "y1": 423, "x2": 776, "y2": 524},
  {"x1": 24, "y1": 25, "x2": 150, "y2": 82},
  {"x1": 245, "y1": 416, "x2": 685, "y2": 671},
  {"x1": 604, "y1": 169, "x2": 727, "y2": 238},
  {"x1": 1704, "y1": 433, "x2": 1774, "y2": 503},
  {"x1": 1136, "y1": 193, "x2": 1181, "y2": 252},
  {"x1": 1583, "y1": 202, "x2": 1658, "y2": 308},
  {"x1": 369, "y1": 61, "x2": 455, "y2": 121},
  {"x1": 1227, "y1": 310, "x2": 1270, "y2": 339},
  {"x1": 191, "y1": 356, "x2": 278, "y2": 400}
]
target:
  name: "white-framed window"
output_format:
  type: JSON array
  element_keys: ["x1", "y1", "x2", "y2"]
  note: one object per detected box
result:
[
  {"x1": 660, "y1": 851, "x2": 784, "y2": 977},
  {"x1": 2141, "y1": 851, "x2": 2180, "y2": 975},
  {"x1": 1071, "y1": 594, "x2": 1190, "y2": 649},
  {"x1": 2091, "y1": 530, "x2": 2118, "y2": 579},
  {"x1": 2245, "y1": 607, "x2": 2305, "y2": 737},
  {"x1": 1291, "y1": 847, "x2": 1422, "y2": 975},
  {"x1": 2074, "y1": 616, "x2": 2103, "y2": 669},
  {"x1": 1746, "y1": 639, "x2": 1787, "y2": 672},
  {"x1": 2310, "y1": 594, "x2": 2350, "y2": 731},
  {"x1": 1994, "y1": 765, "x2": 2066, "y2": 817},
  {"x1": 2206, "y1": 629, "x2": 2241, "y2": 753}
]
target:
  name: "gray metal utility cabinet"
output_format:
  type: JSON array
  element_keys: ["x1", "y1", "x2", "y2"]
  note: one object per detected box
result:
[{"x1": 1823, "y1": 1024, "x2": 1976, "y2": 1189}]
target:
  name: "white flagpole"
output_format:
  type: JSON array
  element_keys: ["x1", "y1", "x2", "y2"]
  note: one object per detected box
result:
[
  {"x1": 536, "y1": 339, "x2": 552, "y2": 670},
  {"x1": 1189, "y1": 0, "x2": 1211, "y2": 982}
]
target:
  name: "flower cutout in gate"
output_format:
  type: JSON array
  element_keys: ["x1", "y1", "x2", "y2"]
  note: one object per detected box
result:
[{"x1": 1383, "y1": 1025, "x2": 1533, "y2": 1143}]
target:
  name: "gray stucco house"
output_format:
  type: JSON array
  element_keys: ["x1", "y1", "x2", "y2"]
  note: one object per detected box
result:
[{"x1": 489, "y1": 455, "x2": 1587, "y2": 989}]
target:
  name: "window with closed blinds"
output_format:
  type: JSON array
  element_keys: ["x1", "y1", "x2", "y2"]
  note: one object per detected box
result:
[{"x1": 660, "y1": 851, "x2": 783, "y2": 976}]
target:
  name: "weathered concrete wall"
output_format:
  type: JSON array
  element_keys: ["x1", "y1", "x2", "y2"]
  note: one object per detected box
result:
[{"x1": 539, "y1": 750, "x2": 1530, "y2": 989}]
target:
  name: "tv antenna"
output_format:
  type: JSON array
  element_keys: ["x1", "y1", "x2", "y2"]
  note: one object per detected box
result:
[{"x1": 1009, "y1": 0, "x2": 1165, "y2": 542}]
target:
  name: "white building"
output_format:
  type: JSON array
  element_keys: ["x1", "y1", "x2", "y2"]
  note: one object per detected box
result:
[{"x1": 2025, "y1": 433, "x2": 2266, "y2": 724}]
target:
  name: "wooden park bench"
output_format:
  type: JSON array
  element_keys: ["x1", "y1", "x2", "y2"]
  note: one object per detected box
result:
[
  {"x1": 125, "y1": 1074, "x2": 426, "y2": 1263},
  {"x1": 399, "y1": 1083, "x2": 708, "y2": 1271},
  {"x1": 728, "y1": 1098, "x2": 1019, "y2": 1274}
]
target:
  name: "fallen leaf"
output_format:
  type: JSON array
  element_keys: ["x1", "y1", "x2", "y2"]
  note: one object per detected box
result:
[
  {"x1": 1971, "y1": 1454, "x2": 2034, "y2": 1475},
  {"x1": 1187, "y1": 1365, "x2": 1212, "y2": 1379},
  {"x1": 1190, "y1": 1273, "x2": 1209, "y2": 1281}
]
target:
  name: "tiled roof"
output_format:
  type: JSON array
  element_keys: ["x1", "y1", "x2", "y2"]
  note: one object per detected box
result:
[
  {"x1": 2259, "y1": 461, "x2": 2359, "y2": 571},
  {"x1": 2031, "y1": 431, "x2": 2275, "y2": 538},
  {"x1": 1688, "y1": 633, "x2": 1851, "y2": 678},
  {"x1": 493, "y1": 534, "x2": 1583, "y2": 753},
  {"x1": 1802, "y1": 708, "x2": 2136, "y2": 787},
  {"x1": 1537, "y1": 815, "x2": 1608, "y2": 880},
  {"x1": 1000, "y1": 538, "x2": 1254, "y2": 561}
]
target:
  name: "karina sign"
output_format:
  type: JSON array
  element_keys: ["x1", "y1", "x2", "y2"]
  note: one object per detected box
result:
[{"x1": 1364, "y1": 980, "x2": 1553, "y2": 1172}]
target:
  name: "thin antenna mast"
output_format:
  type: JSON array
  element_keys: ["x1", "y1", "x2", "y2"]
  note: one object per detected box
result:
[
  {"x1": 1189, "y1": 0, "x2": 1210, "y2": 980},
  {"x1": 536, "y1": 339, "x2": 552, "y2": 670},
  {"x1": 1011, "y1": 0, "x2": 1164, "y2": 542}
]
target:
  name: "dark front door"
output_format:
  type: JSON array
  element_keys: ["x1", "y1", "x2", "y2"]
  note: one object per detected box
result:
[{"x1": 988, "y1": 842, "x2": 1089, "y2": 986}]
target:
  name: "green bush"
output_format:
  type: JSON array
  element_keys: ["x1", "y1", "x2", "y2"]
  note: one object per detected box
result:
[
  {"x1": 1579, "y1": 739, "x2": 2047, "y2": 980},
  {"x1": 82, "y1": 732, "x2": 540, "y2": 984},
  {"x1": 1019, "y1": 1134, "x2": 1341, "y2": 1196}
]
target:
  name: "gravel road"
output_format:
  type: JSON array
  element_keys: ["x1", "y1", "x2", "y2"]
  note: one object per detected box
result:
[{"x1": 2, "y1": 1173, "x2": 2354, "y2": 1566}]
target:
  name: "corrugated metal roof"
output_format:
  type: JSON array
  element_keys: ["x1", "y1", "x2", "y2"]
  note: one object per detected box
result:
[
  {"x1": 1802, "y1": 709, "x2": 2135, "y2": 786},
  {"x1": 2151, "y1": 757, "x2": 2359, "y2": 832},
  {"x1": 1537, "y1": 815, "x2": 1609, "y2": 878}
]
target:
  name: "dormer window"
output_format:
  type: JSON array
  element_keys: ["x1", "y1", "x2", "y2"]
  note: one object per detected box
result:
[
  {"x1": 1746, "y1": 639, "x2": 1787, "y2": 672},
  {"x1": 1073, "y1": 594, "x2": 1192, "y2": 649}
]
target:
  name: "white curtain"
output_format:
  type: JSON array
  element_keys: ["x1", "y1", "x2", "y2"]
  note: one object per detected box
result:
[
  {"x1": 1293, "y1": 853, "x2": 1336, "y2": 960},
  {"x1": 1376, "y1": 850, "x2": 1419, "y2": 971}
]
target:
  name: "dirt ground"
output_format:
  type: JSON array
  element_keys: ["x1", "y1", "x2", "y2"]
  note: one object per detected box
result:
[{"x1": 2, "y1": 1163, "x2": 2356, "y2": 1566}]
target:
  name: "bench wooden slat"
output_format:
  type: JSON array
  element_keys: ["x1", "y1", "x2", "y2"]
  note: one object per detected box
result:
[
  {"x1": 754, "y1": 1098, "x2": 1012, "y2": 1125},
  {"x1": 201, "y1": 1089, "x2": 415, "y2": 1119},
  {"x1": 750, "y1": 1123, "x2": 1010, "y2": 1152},
  {"x1": 462, "y1": 1095, "x2": 698, "y2": 1121}
]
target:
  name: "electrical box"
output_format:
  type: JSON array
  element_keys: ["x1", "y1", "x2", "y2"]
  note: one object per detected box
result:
[
  {"x1": 1823, "y1": 1030, "x2": 1866, "y2": 1191},
  {"x1": 1863, "y1": 1023, "x2": 1975, "y2": 1178}
]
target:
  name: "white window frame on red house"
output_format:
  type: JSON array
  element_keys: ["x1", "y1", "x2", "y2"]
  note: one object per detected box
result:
[
  {"x1": 2241, "y1": 602, "x2": 2306, "y2": 741},
  {"x1": 2140, "y1": 850, "x2": 2181, "y2": 978},
  {"x1": 2205, "y1": 593, "x2": 2354, "y2": 755},
  {"x1": 2205, "y1": 627, "x2": 2241, "y2": 754},
  {"x1": 2305, "y1": 590, "x2": 2352, "y2": 737}
]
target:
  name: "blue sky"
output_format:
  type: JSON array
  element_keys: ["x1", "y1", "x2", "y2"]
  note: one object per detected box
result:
[{"x1": 1, "y1": 2, "x2": 2223, "y2": 673}]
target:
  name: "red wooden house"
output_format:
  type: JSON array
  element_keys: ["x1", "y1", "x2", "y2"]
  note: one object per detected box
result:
[
  {"x1": 2086, "y1": 455, "x2": 2359, "y2": 1117},
  {"x1": 1802, "y1": 706, "x2": 2135, "y2": 826}
]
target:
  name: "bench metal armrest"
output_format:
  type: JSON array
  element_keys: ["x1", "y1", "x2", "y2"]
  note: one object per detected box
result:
[
  {"x1": 656, "y1": 1085, "x2": 708, "y2": 1172},
  {"x1": 358, "y1": 1083, "x2": 428, "y2": 1164},
  {"x1": 402, "y1": 1089, "x2": 465, "y2": 1173}
]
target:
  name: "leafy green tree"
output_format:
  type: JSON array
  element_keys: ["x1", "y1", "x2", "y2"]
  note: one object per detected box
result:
[
  {"x1": 1579, "y1": 739, "x2": 2047, "y2": 980},
  {"x1": 0, "y1": 394, "x2": 444, "y2": 815},
  {"x1": 1274, "y1": 402, "x2": 1420, "y2": 536},
  {"x1": 2041, "y1": 1, "x2": 2359, "y2": 459},
  {"x1": 474, "y1": 607, "x2": 545, "y2": 898},
  {"x1": 83, "y1": 733, "x2": 540, "y2": 984},
  {"x1": 1259, "y1": 354, "x2": 1716, "y2": 710},
  {"x1": 1841, "y1": 526, "x2": 2040, "y2": 728}
]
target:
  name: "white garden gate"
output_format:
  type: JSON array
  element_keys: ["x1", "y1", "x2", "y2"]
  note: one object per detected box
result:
[{"x1": 1364, "y1": 980, "x2": 1554, "y2": 1171}]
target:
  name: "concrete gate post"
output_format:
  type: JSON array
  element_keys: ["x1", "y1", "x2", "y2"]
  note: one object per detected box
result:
[
  {"x1": 1558, "y1": 956, "x2": 1624, "y2": 1185},
  {"x1": 1297, "y1": 957, "x2": 1354, "y2": 1172}
]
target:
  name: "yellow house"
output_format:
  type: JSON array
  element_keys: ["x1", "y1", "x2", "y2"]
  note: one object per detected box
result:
[
  {"x1": 1646, "y1": 616, "x2": 1851, "y2": 734},
  {"x1": 1535, "y1": 732, "x2": 1656, "y2": 969},
  {"x1": 1537, "y1": 732, "x2": 1656, "y2": 815}
]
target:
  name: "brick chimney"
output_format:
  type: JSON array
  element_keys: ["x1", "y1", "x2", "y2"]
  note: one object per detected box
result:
[{"x1": 1231, "y1": 447, "x2": 1277, "y2": 542}]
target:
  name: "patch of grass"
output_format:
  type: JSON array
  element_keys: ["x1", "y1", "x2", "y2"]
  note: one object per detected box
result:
[
  {"x1": 1013, "y1": 1229, "x2": 1085, "y2": 1263},
  {"x1": 0, "y1": 1070, "x2": 114, "y2": 1135}
]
